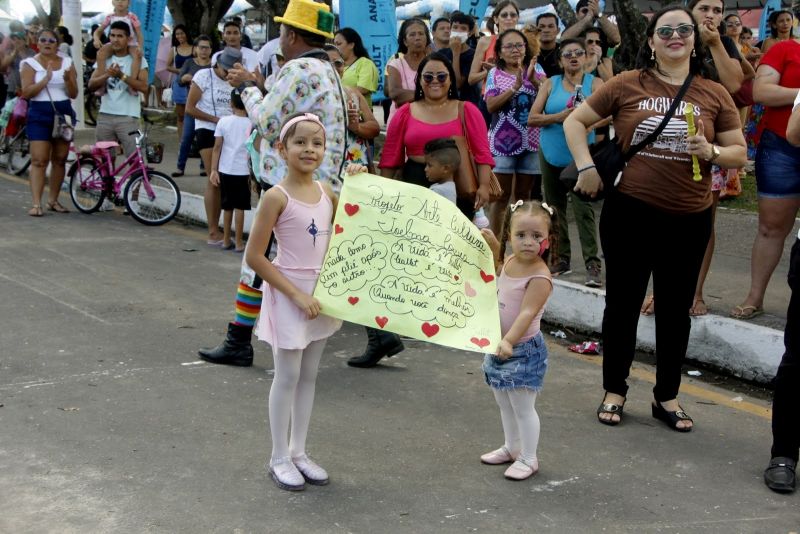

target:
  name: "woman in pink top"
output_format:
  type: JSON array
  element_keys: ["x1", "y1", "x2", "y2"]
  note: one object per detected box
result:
[
  {"x1": 380, "y1": 52, "x2": 495, "y2": 214},
  {"x1": 246, "y1": 113, "x2": 342, "y2": 492},
  {"x1": 480, "y1": 200, "x2": 556, "y2": 482},
  {"x1": 385, "y1": 18, "x2": 431, "y2": 125}
]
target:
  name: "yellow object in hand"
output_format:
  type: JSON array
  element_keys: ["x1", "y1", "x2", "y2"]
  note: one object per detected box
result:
[{"x1": 685, "y1": 104, "x2": 702, "y2": 182}]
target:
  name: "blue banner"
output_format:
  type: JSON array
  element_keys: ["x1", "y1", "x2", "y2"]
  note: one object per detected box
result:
[
  {"x1": 460, "y1": 0, "x2": 491, "y2": 20},
  {"x1": 759, "y1": 0, "x2": 783, "y2": 43},
  {"x1": 132, "y1": 0, "x2": 167, "y2": 84},
  {"x1": 339, "y1": 0, "x2": 397, "y2": 103}
]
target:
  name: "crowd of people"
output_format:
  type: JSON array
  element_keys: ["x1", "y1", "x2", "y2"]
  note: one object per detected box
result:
[{"x1": 1, "y1": 0, "x2": 797, "y2": 497}]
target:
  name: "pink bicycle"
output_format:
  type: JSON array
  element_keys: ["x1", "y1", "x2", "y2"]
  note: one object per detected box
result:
[{"x1": 68, "y1": 129, "x2": 181, "y2": 225}]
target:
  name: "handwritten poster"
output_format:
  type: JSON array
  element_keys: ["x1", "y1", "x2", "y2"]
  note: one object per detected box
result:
[{"x1": 313, "y1": 173, "x2": 501, "y2": 353}]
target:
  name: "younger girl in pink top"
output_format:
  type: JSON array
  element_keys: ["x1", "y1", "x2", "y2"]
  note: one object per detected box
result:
[
  {"x1": 246, "y1": 113, "x2": 342, "y2": 492},
  {"x1": 480, "y1": 200, "x2": 557, "y2": 481}
]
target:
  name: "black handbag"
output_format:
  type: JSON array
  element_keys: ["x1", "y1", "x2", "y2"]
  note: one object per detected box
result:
[{"x1": 560, "y1": 73, "x2": 694, "y2": 200}]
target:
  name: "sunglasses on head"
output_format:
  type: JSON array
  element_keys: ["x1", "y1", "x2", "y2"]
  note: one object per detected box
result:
[
  {"x1": 422, "y1": 72, "x2": 448, "y2": 84},
  {"x1": 655, "y1": 24, "x2": 694, "y2": 40},
  {"x1": 39, "y1": 37, "x2": 57, "y2": 44},
  {"x1": 561, "y1": 49, "x2": 586, "y2": 59}
]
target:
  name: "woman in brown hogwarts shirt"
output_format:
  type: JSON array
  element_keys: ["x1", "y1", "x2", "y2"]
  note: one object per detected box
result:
[{"x1": 563, "y1": 6, "x2": 746, "y2": 432}]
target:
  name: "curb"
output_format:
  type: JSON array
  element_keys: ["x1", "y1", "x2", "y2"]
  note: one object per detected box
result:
[
  {"x1": 178, "y1": 191, "x2": 784, "y2": 385},
  {"x1": 544, "y1": 280, "x2": 783, "y2": 384}
]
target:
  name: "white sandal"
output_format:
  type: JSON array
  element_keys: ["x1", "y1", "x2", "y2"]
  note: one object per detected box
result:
[
  {"x1": 292, "y1": 454, "x2": 329, "y2": 485},
  {"x1": 268, "y1": 456, "x2": 305, "y2": 491}
]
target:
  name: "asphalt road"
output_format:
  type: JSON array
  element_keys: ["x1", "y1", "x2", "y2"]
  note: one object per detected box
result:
[{"x1": 1, "y1": 176, "x2": 798, "y2": 533}]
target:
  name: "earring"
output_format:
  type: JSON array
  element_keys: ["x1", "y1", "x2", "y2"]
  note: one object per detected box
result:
[
  {"x1": 691, "y1": 48, "x2": 696, "y2": 57},
  {"x1": 650, "y1": 48, "x2": 654, "y2": 61}
]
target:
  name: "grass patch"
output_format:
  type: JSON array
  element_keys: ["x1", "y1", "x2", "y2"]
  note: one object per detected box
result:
[{"x1": 719, "y1": 169, "x2": 758, "y2": 213}]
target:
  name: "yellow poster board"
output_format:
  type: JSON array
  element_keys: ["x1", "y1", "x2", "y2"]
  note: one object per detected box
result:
[{"x1": 313, "y1": 173, "x2": 501, "y2": 353}]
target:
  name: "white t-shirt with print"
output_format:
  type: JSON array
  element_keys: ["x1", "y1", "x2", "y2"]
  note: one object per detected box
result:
[
  {"x1": 191, "y1": 68, "x2": 232, "y2": 131},
  {"x1": 214, "y1": 114, "x2": 252, "y2": 175}
]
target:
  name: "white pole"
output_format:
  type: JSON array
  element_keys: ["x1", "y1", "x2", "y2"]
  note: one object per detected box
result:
[{"x1": 62, "y1": 0, "x2": 85, "y2": 130}]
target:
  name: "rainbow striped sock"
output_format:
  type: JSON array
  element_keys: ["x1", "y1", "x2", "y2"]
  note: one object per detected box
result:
[{"x1": 233, "y1": 282, "x2": 262, "y2": 327}]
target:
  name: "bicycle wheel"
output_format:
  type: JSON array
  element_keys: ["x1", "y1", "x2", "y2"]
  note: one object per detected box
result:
[
  {"x1": 0, "y1": 130, "x2": 10, "y2": 169},
  {"x1": 7, "y1": 130, "x2": 30, "y2": 175},
  {"x1": 124, "y1": 170, "x2": 181, "y2": 226},
  {"x1": 68, "y1": 157, "x2": 105, "y2": 213}
]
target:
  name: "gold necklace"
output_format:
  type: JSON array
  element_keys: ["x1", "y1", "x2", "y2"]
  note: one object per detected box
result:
[{"x1": 425, "y1": 99, "x2": 450, "y2": 108}]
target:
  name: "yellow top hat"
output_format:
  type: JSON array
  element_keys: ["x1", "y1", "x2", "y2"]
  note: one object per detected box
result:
[{"x1": 274, "y1": 0, "x2": 335, "y2": 40}]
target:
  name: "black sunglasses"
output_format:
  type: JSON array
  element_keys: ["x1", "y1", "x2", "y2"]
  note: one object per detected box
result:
[{"x1": 422, "y1": 72, "x2": 448, "y2": 84}]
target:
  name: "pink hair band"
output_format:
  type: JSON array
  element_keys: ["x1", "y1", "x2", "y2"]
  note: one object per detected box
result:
[{"x1": 279, "y1": 113, "x2": 325, "y2": 142}]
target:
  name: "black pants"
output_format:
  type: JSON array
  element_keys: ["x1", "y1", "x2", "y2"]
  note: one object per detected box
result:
[
  {"x1": 600, "y1": 192, "x2": 712, "y2": 401},
  {"x1": 771, "y1": 238, "x2": 800, "y2": 461}
]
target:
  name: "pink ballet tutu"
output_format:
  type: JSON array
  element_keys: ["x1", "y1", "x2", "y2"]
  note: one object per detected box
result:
[{"x1": 255, "y1": 267, "x2": 342, "y2": 350}]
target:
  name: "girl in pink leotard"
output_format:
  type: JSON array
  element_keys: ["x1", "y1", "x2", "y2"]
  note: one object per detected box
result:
[{"x1": 245, "y1": 112, "x2": 342, "y2": 492}]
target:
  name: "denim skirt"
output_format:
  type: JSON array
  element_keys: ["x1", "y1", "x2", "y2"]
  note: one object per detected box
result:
[
  {"x1": 27, "y1": 99, "x2": 76, "y2": 141},
  {"x1": 483, "y1": 332, "x2": 548, "y2": 391}
]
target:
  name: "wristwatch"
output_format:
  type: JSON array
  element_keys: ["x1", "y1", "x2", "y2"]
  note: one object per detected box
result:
[{"x1": 707, "y1": 144, "x2": 720, "y2": 162}]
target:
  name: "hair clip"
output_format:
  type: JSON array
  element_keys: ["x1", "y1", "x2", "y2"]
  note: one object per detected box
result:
[
  {"x1": 541, "y1": 202, "x2": 554, "y2": 216},
  {"x1": 510, "y1": 200, "x2": 524, "y2": 212}
]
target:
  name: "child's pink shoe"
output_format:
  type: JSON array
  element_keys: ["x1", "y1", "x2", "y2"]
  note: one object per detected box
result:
[
  {"x1": 480, "y1": 446, "x2": 516, "y2": 465},
  {"x1": 268, "y1": 456, "x2": 305, "y2": 491},
  {"x1": 292, "y1": 454, "x2": 329, "y2": 485},
  {"x1": 504, "y1": 458, "x2": 539, "y2": 481}
]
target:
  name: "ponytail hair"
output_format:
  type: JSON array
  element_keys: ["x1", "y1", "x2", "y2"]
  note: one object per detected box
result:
[{"x1": 498, "y1": 200, "x2": 559, "y2": 266}]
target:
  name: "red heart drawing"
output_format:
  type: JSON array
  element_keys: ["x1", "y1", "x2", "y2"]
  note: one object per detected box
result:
[
  {"x1": 348, "y1": 296, "x2": 359, "y2": 305},
  {"x1": 454, "y1": 275, "x2": 460, "y2": 281},
  {"x1": 470, "y1": 337, "x2": 490, "y2": 348},
  {"x1": 335, "y1": 224, "x2": 344, "y2": 234},
  {"x1": 480, "y1": 270, "x2": 495, "y2": 283},
  {"x1": 375, "y1": 316, "x2": 388, "y2": 329},
  {"x1": 421, "y1": 322, "x2": 439, "y2": 337},
  {"x1": 464, "y1": 281, "x2": 476, "y2": 298},
  {"x1": 344, "y1": 203, "x2": 359, "y2": 216}
]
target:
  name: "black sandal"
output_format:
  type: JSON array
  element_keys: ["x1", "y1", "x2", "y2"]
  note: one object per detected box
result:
[
  {"x1": 597, "y1": 394, "x2": 625, "y2": 426},
  {"x1": 652, "y1": 400, "x2": 693, "y2": 432}
]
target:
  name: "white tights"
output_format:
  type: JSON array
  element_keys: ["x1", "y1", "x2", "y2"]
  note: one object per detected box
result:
[
  {"x1": 492, "y1": 388, "x2": 541, "y2": 466},
  {"x1": 268, "y1": 339, "x2": 327, "y2": 461}
]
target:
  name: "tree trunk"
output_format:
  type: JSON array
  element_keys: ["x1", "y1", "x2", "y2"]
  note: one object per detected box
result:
[
  {"x1": 167, "y1": 0, "x2": 235, "y2": 47},
  {"x1": 29, "y1": 0, "x2": 61, "y2": 30},
  {"x1": 554, "y1": 0, "x2": 577, "y2": 29},
  {"x1": 613, "y1": 0, "x2": 648, "y2": 72}
]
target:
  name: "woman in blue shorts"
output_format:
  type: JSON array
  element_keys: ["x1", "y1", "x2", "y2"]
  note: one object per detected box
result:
[{"x1": 20, "y1": 28, "x2": 78, "y2": 217}]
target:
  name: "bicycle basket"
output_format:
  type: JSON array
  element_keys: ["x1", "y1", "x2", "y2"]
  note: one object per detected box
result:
[{"x1": 146, "y1": 142, "x2": 164, "y2": 164}]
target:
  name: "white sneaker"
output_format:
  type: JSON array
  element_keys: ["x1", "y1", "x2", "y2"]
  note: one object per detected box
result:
[
  {"x1": 98, "y1": 199, "x2": 115, "y2": 212},
  {"x1": 473, "y1": 208, "x2": 490, "y2": 229},
  {"x1": 292, "y1": 454, "x2": 329, "y2": 485},
  {"x1": 268, "y1": 456, "x2": 305, "y2": 491}
]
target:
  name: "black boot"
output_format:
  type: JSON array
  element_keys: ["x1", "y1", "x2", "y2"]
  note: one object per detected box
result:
[
  {"x1": 198, "y1": 323, "x2": 254, "y2": 367},
  {"x1": 347, "y1": 327, "x2": 404, "y2": 368}
]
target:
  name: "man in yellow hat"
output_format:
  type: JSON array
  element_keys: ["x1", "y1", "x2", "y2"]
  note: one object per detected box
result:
[{"x1": 199, "y1": 0, "x2": 346, "y2": 368}]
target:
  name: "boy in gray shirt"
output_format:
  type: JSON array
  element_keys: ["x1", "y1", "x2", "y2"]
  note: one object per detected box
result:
[{"x1": 424, "y1": 138, "x2": 459, "y2": 205}]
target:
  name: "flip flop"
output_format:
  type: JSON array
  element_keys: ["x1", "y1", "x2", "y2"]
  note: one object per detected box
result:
[
  {"x1": 47, "y1": 201, "x2": 70, "y2": 213},
  {"x1": 689, "y1": 297, "x2": 708, "y2": 316},
  {"x1": 730, "y1": 305, "x2": 763, "y2": 320}
]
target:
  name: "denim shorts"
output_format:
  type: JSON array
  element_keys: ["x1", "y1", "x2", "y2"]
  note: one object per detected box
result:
[
  {"x1": 483, "y1": 332, "x2": 548, "y2": 391},
  {"x1": 493, "y1": 151, "x2": 541, "y2": 175},
  {"x1": 755, "y1": 129, "x2": 800, "y2": 198}
]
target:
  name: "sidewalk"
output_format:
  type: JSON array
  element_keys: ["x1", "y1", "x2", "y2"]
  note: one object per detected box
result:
[{"x1": 67, "y1": 121, "x2": 797, "y2": 382}]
